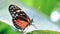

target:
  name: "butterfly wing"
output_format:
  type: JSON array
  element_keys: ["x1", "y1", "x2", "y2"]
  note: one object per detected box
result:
[
  {"x1": 13, "y1": 19, "x2": 29, "y2": 30},
  {"x1": 9, "y1": 5, "x2": 31, "y2": 30}
]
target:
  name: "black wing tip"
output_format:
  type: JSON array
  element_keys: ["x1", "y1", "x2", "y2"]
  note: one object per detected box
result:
[
  {"x1": 9, "y1": 4, "x2": 15, "y2": 6},
  {"x1": 9, "y1": 4, "x2": 21, "y2": 10},
  {"x1": 9, "y1": 4, "x2": 15, "y2": 8},
  {"x1": 9, "y1": 4, "x2": 14, "y2": 9}
]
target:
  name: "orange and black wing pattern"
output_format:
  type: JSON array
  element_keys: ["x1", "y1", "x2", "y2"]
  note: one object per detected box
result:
[{"x1": 9, "y1": 5, "x2": 30, "y2": 30}]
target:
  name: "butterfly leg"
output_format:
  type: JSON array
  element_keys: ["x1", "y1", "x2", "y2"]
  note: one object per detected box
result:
[
  {"x1": 31, "y1": 24, "x2": 38, "y2": 29},
  {"x1": 30, "y1": 19, "x2": 38, "y2": 29},
  {"x1": 20, "y1": 29, "x2": 24, "y2": 34}
]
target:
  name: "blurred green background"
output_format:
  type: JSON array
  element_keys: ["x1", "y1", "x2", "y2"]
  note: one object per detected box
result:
[
  {"x1": 20, "y1": 0, "x2": 60, "y2": 16},
  {"x1": 0, "y1": 21, "x2": 20, "y2": 34}
]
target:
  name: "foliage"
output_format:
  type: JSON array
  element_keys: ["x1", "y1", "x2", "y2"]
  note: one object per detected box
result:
[
  {"x1": 27, "y1": 30, "x2": 60, "y2": 34},
  {"x1": 0, "y1": 21, "x2": 20, "y2": 34},
  {"x1": 20, "y1": 0, "x2": 60, "y2": 16}
]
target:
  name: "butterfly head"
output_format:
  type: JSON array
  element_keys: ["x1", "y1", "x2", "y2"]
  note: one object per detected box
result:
[{"x1": 28, "y1": 19, "x2": 33, "y2": 25}]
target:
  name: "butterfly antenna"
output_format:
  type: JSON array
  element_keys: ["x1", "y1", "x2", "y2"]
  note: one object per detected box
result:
[{"x1": 31, "y1": 15, "x2": 38, "y2": 29}]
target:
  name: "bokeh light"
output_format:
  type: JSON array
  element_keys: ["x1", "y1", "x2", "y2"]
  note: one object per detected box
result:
[{"x1": 50, "y1": 11, "x2": 60, "y2": 22}]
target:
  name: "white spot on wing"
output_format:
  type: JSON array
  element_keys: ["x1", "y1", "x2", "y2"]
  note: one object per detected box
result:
[
  {"x1": 20, "y1": 14, "x2": 22, "y2": 15},
  {"x1": 13, "y1": 12, "x2": 16, "y2": 13},
  {"x1": 12, "y1": 14, "x2": 14, "y2": 16},
  {"x1": 11, "y1": 9, "x2": 13, "y2": 11},
  {"x1": 16, "y1": 14, "x2": 18, "y2": 16},
  {"x1": 10, "y1": 6, "x2": 14, "y2": 9},
  {"x1": 11, "y1": 6, "x2": 14, "y2": 8},
  {"x1": 16, "y1": 10, "x2": 20, "y2": 12}
]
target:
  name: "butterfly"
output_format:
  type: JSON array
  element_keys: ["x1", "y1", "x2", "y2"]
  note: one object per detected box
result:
[{"x1": 8, "y1": 4, "x2": 33, "y2": 30}]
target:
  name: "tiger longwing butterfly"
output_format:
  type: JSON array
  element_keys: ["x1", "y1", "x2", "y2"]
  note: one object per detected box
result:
[{"x1": 8, "y1": 4, "x2": 33, "y2": 31}]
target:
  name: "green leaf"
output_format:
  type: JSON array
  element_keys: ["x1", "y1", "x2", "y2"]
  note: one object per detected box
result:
[
  {"x1": 0, "y1": 21, "x2": 20, "y2": 34},
  {"x1": 26, "y1": 30, "x2": 60, "y2": 34}
]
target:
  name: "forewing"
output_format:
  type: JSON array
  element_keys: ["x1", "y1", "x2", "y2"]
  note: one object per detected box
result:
[{"x1": 9, "y1": 4, "x2": 30, "y2": 22}]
